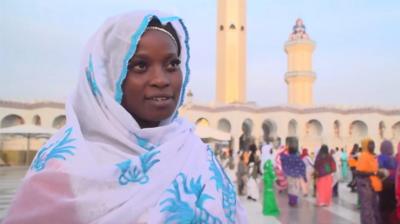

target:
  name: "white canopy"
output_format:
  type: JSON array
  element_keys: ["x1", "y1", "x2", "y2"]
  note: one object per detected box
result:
[
  {"x1": 0, "y1": 124, "x2": 58, "y2": 165},
  {"x1": 194, "y1": 125, "x2": 231, "y2": 142},
  {"x1": 0, "y1": 124, "x2": 57, "y2": 136}
]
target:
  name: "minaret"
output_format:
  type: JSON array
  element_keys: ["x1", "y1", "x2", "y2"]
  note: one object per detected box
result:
[
  {"x1": 284, "y1": 19, "x2": 316, "y2": 107},
  {"x1": 216, "y1": 0, "x2": 246, "y2": 104}
]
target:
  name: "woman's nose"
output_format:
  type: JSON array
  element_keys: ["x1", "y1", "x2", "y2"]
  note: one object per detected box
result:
[{"x1": 150, "y1": 67, "x2": 170, "y2": 88}]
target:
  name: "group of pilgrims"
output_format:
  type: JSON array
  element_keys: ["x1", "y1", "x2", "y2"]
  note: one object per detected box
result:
[{"x1": 216, "y1": 137, "x2": 400, "y2": 224}]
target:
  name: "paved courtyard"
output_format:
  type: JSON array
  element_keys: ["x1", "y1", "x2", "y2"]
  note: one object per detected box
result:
[{"x1": 0, "y1": 166, "x2": 360, "y2": 223}]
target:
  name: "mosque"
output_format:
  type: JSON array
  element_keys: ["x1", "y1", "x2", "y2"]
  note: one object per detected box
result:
[
  {"x1": 179, "y1": 0, "x2": 400, "y2": 153},
  {"x1": 0, "y1": 0, "x2": 399, "y2": 165}
]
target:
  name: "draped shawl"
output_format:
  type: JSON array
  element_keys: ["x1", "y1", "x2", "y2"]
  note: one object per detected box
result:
[{"x1": 4, "y1": 11, "x2": 247, "y2": 224}]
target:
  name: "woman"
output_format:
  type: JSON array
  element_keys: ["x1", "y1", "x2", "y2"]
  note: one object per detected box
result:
[
  {"x1": 274, "y1": 145, "x2": 288, "y2": 193},
  {"x1": 356, "y1": 139, "x2": 382, "y2": 224},
  {"x1": 300, "y1": 148, "x2": 314, "y2": 196},
  {"x1": 223, "y1": 148, "x2": 236, "y2": 182},
  {"x1": 280, "y1": 137, "x2": 306, "y2": 206},
  {"x1": 237, "y1": 153, "x2": 249, "y2": 196},
  {"x1": 262, "y1": 158, "x2": 280, "y2": 217},
  {"x1": 3, "y1": 11, "x2": 247, "y2": 223},
  {"x1": 331, "y1": 148, "x2": 341, "y2": 197},
  {"x1": 396, "y1": 142, "x2": 400, "y2": 220},
  {"x1": 314, "y1": 145, "x2": 336, "y2": 206},
  {"x1": 340, "y1": 148, "x2": 348, "y2": 182},
  {"x1": 348, "y1": 144, "x2": 359, "y2": 192},
  {"x1": 247, "y1": 144, "x2": 261, "y2": 201},
  {"x1": 378, "y1": 140, "x2": 398, "y2": 224}
]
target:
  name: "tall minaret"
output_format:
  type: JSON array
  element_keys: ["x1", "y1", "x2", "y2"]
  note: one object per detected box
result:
[
  {"x1": 284, "y1": 19, "x2": 316, "y2": 107},
  {"x1": 216, "y1": 0, "x2": 246, "y2": 104}
]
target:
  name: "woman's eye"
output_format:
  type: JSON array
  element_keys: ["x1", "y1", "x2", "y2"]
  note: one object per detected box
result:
[
  {"x1": 128, "y1": 61, "x2": 147, "y2": 73},
  {"x1": 166, "y1": 59, "x2": 181, "y2": 71}
]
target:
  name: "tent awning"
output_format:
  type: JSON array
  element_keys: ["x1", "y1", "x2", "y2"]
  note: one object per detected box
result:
[
  {"x1": 195, "y1": 126, "x2": 231, "y2": 142},
  {"x1": 0, "y1": 124, "x2": 57, "y2": 136}
]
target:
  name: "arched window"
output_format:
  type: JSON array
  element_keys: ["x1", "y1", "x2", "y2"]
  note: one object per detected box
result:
[
  {"x1": 392, "y1": 121, "x2": 400, "y2": 140},
  {"x1": 32, "y1": 115, "x2": 41, "y2": 126},
  {"x1": 349, "y1": 120, "x2": 368, "y2": 139},
  {"x1": 242, "y1": 119, "x2": 253, "y2": 135},
  {"x1": 1, "y1": 114, "x2": 25, "y2": 128},
  {"x1": 379, "y1": 121, "x2": 386, "y2": 138},
  {"x1": 217, "y1": 118, "x2": 231, "y2": 133},
  {"x1": 229, "y1": 24, "x2": 236, "y2": 29},
  {"x1": 288, "y1": 119, "x2": 297, "y2": 136},
  {"x1": 195, "y1": 118, "x2": 209, "y2": 127},
  {"x1": 262, "y1": 119, "x2": 277, "y2": 142},
  {"x1": 306, "y1": 119, "x2": 323, "y2": 136},
  {"x1": 53, "y1": 115, "x2": 66, "y2": 129},
  {"x1": 239, "y1": 119, "x2": 254, "y2": 151},
  {"x1": 334, "y1": 120, "x2": 340, "y2": 137}
]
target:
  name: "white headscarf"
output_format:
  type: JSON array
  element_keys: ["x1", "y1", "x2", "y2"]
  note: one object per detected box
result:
[
  {"x1": 4, "y1": 11, "x2": 247, "y2": 224},
  {"x1": 261, "y1": 143, "x2": 274, "y2": 167}
]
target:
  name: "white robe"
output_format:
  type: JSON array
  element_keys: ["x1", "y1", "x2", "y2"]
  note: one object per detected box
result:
[{"x1": 3, "y1": 11, "x2": 247, "y2": 224}]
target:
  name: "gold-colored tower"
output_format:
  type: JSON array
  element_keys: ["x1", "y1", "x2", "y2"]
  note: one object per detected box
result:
[
  {"x1": 284, "y1": 19, "x2": 316, "y2": 107},
  {"x1": 216, "y1": 0, "x2": 246, "y2": 104}
]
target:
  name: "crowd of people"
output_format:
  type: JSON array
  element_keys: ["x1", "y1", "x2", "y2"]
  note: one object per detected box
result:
[{"x1": 216, "y1": 137, "x2": 400, "y2": 224}]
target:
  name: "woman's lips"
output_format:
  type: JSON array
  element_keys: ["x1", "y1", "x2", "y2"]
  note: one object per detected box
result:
[{"x1": 146, "y1": 96, "x2": 174, "y2": 107}]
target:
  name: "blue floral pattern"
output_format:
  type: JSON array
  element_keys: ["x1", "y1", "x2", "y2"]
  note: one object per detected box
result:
[
  {"x1": 208, "y1": 147, "x2": 237, "y2": 223},
  {"x1": 117, "y1": 150, "x2": 160, "y2": 185},
  {"x1": 31, "y1": 127, "x2": 76, "y2": 172},
  {"x1": 160, "y1": 173, "x2": 222, "y2": 224},
  {"x1": 133, "y1": 134, "x2": 156, "y2": 151}
]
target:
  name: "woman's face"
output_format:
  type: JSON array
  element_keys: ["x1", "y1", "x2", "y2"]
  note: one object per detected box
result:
[{"x1": 121, "y1": 29, "x2": 182, "y2": 128}]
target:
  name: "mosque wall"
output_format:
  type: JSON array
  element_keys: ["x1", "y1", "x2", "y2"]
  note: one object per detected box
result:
[
  {"x1": 0, "y1": 100, "x2": 399, "y2": 165},
  {"x1": 180, "y1": 103, "x2": 400, "y2": 154},
  {"x1": 0, "y1": 101, "x2": 65, "y2": 165}
]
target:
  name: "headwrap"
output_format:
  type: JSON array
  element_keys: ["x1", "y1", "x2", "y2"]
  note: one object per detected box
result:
[
  {"x1": 314, "y1": 151, "x2": 336, "y2": 178},
  {"x1": 357, "y1": 138, "x2": 382, "y2": 192},
  {"x1": 361, "y1": 138, "x2": 371, "y2": 152},
  {"x1": 3, "y1": 11, "x2": 247, "y2": 224},
  {"x1": 300, "y1": 148, "x2": 309, "y2": 159},
  {"x1": 261, "y1": 143, "x2": 274, "y2": 166},
  {"x1": 378, "y1": 140, "x2": 397, "y2": 180},
  {"x1": 380, "y1": 140, "x2": 394, "y2": 156}
]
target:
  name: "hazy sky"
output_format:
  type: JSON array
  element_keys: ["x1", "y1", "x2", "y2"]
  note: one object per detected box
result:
[{"x1": 1, "y1": 0, "x2": 399, "y2": 107}]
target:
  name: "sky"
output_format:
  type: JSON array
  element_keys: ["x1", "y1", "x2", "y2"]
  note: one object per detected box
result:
[{"x1": 1, "y1": 0, "x2": 399, "y2": 108}]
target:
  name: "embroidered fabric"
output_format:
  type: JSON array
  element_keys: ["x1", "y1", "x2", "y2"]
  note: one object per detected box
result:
[{"x1": 3, "y1": 11, "x2": 247, "y2": 224}]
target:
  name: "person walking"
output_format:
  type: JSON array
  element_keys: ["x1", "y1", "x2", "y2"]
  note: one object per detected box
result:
[
  {"x1": 314, "y1": 145, "x2": 336, "y2": 206},
  {"x1": 280, "y1": 137, "x2": 306, "y2": 206},
  {"x1": 262, "y1": 158, "x2": 280, "y2": 217}
]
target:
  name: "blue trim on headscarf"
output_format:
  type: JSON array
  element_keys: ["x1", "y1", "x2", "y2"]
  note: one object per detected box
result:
[
  {"x1": 172, "y1": 19, "x2": 190, "y2": 120},
  {"x1": 86, "y1": 55, "x2": 101, "y2": 96},
  {"x1": 114, "y1": 14, "x2": 154, "y2": 103},
  {"x1": 177, "y1": 19, "x2": 190, "y2": 108},
  {"x1": 159, "y1": 16, "x2": 181, "y2": 23}
]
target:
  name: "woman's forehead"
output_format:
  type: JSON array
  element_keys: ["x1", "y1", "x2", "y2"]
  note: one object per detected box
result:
[{"x1": 134, "y1": 30, "x2": 179, "y2": 56}]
